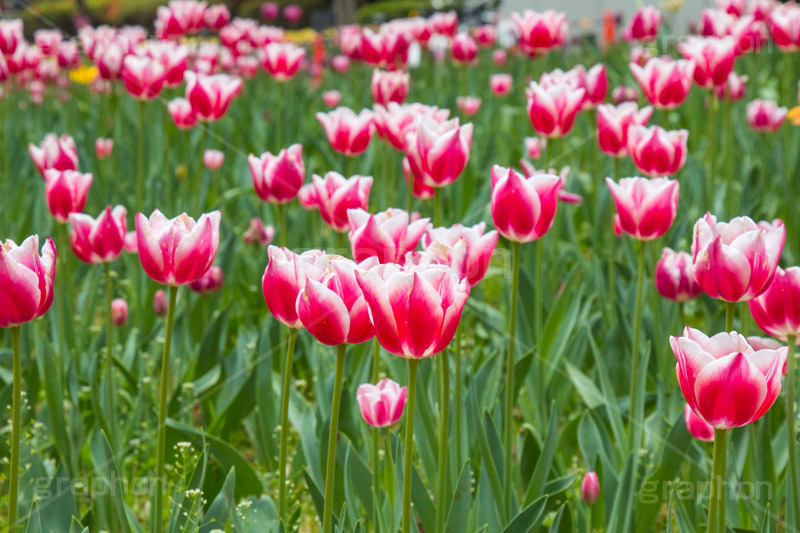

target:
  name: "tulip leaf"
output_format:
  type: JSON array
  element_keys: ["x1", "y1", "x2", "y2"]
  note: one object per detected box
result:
[
  {"x1": 500, "y1": 495, "x2": 548, "y2": 533},
  {"x1": 198, "y1": 467, "x2": 236, "y2": 533},
  {"x1": 523, "y1": 403, "x2": 558, "y2": 506},
  {"x1": 445, "y1": 460, "x2": 472, "y2": 533}
]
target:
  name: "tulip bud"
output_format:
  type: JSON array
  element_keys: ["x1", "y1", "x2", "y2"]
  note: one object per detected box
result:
[
  {"x1": 581, "y1": 472, "x2": 600, "y2": 505},
  {"x1": 357, "y1": 379, "x2": 408, "y2": 428},
  {"x1": 605, "y1": 177, "x2": 679, "y2": 241},
  {"x1": 153, "y1": 289, "x2": 168, "y2": 317},
  {"x1": 189, "y1": 265, "x2": 224, "y2": 294},
  {"x1": 111, "y1": 298, "x2": 128, "y2": 326},
  {"x1": 490, "y1": 74, "x2": 512, "y2": 96},
  {"x1": 654, "y1": 248, "x2": 702, "y2": 303},
  {"x1": 44, "y1": 169, "x2": 93, "y2": 224},
  {"x1": 511, "y1": 10, "x2": 568, "y2": 57},
  {"x1": 203, "y1": 149, "x2": 225, "y2": 170}
]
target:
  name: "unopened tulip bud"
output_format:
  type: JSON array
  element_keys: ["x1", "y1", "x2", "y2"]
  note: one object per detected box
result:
[
  {"x1": 153, "y1": 289, "x2": 168, "y2": 316},
  {"x1": 111, "y1": 298, "x2": 128, "y2": 326},
  {"x1": 581, "y1": 472, "x2": 600, "y2": 505}
]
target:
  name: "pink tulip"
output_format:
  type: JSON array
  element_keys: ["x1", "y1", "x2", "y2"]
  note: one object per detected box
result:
[
  {"x1": 713, "y1": 72, "x2": 747, "y2": 101},
  {"x1": 322, "y1": 90, "x2": 341, "y2": 107},
  {"x1": 420, "y1": 222, "x2": 498, "y2": 287},
  {"x1": 611, "y1": 85, "x2": 639, "y2": 105},
  {"x1": 261, "y1": 42, "x2": 306, "y2": 81},
  {"x1": 581, "y1": 472, "x2": 600, "y2": 505},
  {"x1": 122, "y1": 54, "x2": 166, "y2": 100},
  {"x1": 148, "y1": 41, "x2": 189, "y2": 88},
  {"x1": 655, "y1": 248, "x2": 702, "y2": 303},
  {"x1": 596, "y1": 102, "x2": 653, "y2": 158},
  {"x1": 357, "y1": 379, "x2": 408, "y2": 428},
  {"x1": 43, "y1": 170, "x2": 92, "y2": 224},
  {"x1": 111, "y1": 298, "x2": 128, "y2": 326},
  {"x1": 262, "y1": 246, "x2": 328, "y2": 328},
  {"x1": 627, "y1": 125, "x2": 689, "y2": 177},
  {"x1": 524, "y1": 137, "x2": 546, "y2": 160},
  {"x1": 242, "y1": 217, "x2": 274, "y2": 246},
  {"x1": 28, "y1": 133, "x2": 79, "y2": 178},
  {"x1": 630, "y1": 45, "x2": 652, "y2": 67},
  {"x1": 34, "y1": 29, "x2": 61, "y2": 56},
  {"x1": 456, "y1": 96, "x2": 481, "y2": 116},
  {"x1": 678, "y1": 36, "x2": 736, "y2": 89},
  {"x1": 768, "y1": 3, "x2": 800, "y2": 51},
  {"x1": 404, "y1": 116, "x2": 473, "y2": 188},
  {"x1": 749, "y1": 0, "x2": 776, "y2": 21},
  {"x1": 373, "y1": 102, "x2": 450, "y2": 151},
  {"x1": 94, "y1": 41, "x2": 124, "y2": 80},
  {"x1": 451, "y1": 32, "x2": 478, "y2": 64},
  {"x1": 511, "y1": 9, "x2": 568, "y2": 57},
  {"x1": 135, "y1": 209, "x2": 221, "y2": 287},
  {"x1": 699, "y1": 10, "x2": 735, "y2": 38},
  {"x1": 348, "y1": 208, "x2": 429, "y2": 264},
  {"x1": 248, "y1": 144, "x2": 305, "y2": 204},
  {"x1": 204, "y1": 4, "x2": 230, "y2": 30},
  {"x1": 283, "y1": 4, "x2": 303, "y2": 24},
  {"x1": 184, "y1": 70, "x2": 243, "y2": 122},
  {"x1": 316, "y1": 107, "x2": 374, "y2": 156},
  {"x1": 167, "y1": 98, "x2": 198, "y2": 130},
  {"x1": 0, "y1": 235, "x2": 56, "y2": 328},
  {"x1": 692, "y1": 213, "x2": 785, "y2": 302},
  {"x1": 490, "y1": 74, "x2": 513, "y2": 96},
  {"x1": 203, "y1": 149, "x2": 225, "y2": 170},
  {"x1": 624, "y1": 6, "x2": 662, "y2": 42},
  {"x1": 189, "y1": 264, "x2": 224, "y2": 294},
  {"x1": 124, "y1": 231, "x2": 138, "y2": 254},
  {"x1": 403, "y1": 156, "x2": 435, "y2": 200},
  {"x1": 606, "y1": 177, "x2": 679, "y2": 241},
  {"x1": 0, "y1": 20, "x2": 23, "y2": 56},
  {"x1": 731, "y1": 15, "x2": 768, "y2": 55},
  {"x1": 357, "y1": 263, "x2": 469, "y2": 358},
  {"x1": 332, "y1": 54, "x2": 350, "y2": 73},
  {"x1": 631, "y1": 56, "x2": 695, "y2": 109},
  {"x1": 474, "y1": 25, "x2": 496, "y2": 47},
  {"x1": 360, "y1": 27, "x2": 410, "y2": 69},
  {"x1": 95, "y1": 138, "x2": 114, "y2": 160},
  {"x1": 261, "y1": 2, "x2": 279, "y2": 20},
  {"x1": 746, "y1": 98, "x2": 787, "y2": 132},
  {"x1": 371, "y1": 69, "x2": 409, "y2": 106},
  {"x1": 684, "y1": 404, "x2": 715, "y2": 441},
  {"x1": 68, "y1": 205, "x2": 127, "y2": 264},
  {"x1": 717, "y1": 0, "x2": 746, "y2": 16},
  {"x1": 299, "y1": 172, "x2": 373, "y2": 233},
  {"x1": 671, "y1": 327, "x2": 786, "y2": 428},
  {"x1": 296, "y1": 256, "x2": 376, "y2": 345},
  {"x1": 490, "y1": 165, "x2": 562, "y2": 243},
  {"x1": 430, "y1": 11, "x2": 458, "y2": 37},
  {"x1": 749, "y1": 267, "x2": 800, "y2": 343},
  {"x1": 526, "y1": 81, "x2": 585, "y2": 138},
  {"x1": 492, "y1": 49, "x2": 507, "y2": 65}
]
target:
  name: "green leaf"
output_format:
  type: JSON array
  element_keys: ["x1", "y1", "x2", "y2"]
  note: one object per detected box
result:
[
  {"x1": 445, "y1": 461, "x2": 472, "y2": 533},
  {"x1": 199, "y1": 467, "x2": 236, "y2": 533},
  {"x1": 501, "y1": 495, "x2": 548, "y2": 533},
  {"x1": 523, "y1": 403, "x2": 558, "y2": 505}
]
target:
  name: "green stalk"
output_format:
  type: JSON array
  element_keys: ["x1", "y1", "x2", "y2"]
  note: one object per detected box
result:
[
  {"x1": 402, "y1": 358, "x2": 419, "y2": 533},
  {"x1": 276, "y1": 203, "x2": 286, "y2": 247},
  {"x1": 153, "y1": 285, "x2": 177, "y2": 533},
  {"x1": 609, "y1": 157, "x2": 620, "y2": 310},
  {"x1": 707, "y1": 97, "x2": 717, "y2": 207},
  {"x1": 322, "y1": 344, "x2": 347, "y2": 533},
  {"x1": 454, "y1": 326, "x2": 463, "y2": 468},
  {"x1": 137, "y1": 99, "x2": 145, "y2": 212},
  {"x1": 503, "y1": 241, "x2": 521, "y2": 517},
  {"x1": 726, "y1": 301, "x2": 735, "y2": 332},
  {"x1": 433, "y1": 188, "x2": 441, "y2": 227},
  {"x1": 385, "y1": 427, "x2": 396, "y2": 532},
  {"x1": 278, "y1": 327, "x2": 297, "y2": 524},
  {"x1": 7, "y1": 326, "x2": 21, "y2": 533},
  {"x1": 163, "y1": 105, "x2": 172, "y2": 211},
  {"x1": 534, "y1": 239, "x2": 543, "y2": 342},
  {"x1": 707, "y1": 428, "x2": 728, "y2": 533},
  {"x1": 371, "y1": 340, "x2": 381, "y2": 531},
  {"x1": 435, "y1": 349, "x2": 451, "y2": 533},
  {"x1": 786, "y1": 336, "x2": 799, "y2": 527},
  {"x1": 193, "y1": 126, "x2": 208, "y2": 215},
  {"x1": 628, "y1": 242, "x2": 646, "y2": 452},
  {"x1": 104, "y1": 264, "x2": 117, "y2": 452}
]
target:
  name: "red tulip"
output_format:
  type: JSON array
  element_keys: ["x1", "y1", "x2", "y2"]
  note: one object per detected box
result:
[
  {"x1": 0, "y1": 235, "x2": 56, "y2": 328},
  {"x1": 430, "y1": 11, "x2": 458, "y2": 37},
  {"x1": 490, "y1": 165, "x2": 562, "y2": 243},
  {"x1": 122, "y1": 54, "x2": 166, "y2": 100},
  {"x1": 299, "y1": 172, "x2": 373, "y2": 232},
  {"x1": 749, "y1": 267, "x2": 800, "y2": 342},
  {"x1": 692, "y1": 213, "x2": 785, "y2": 302},
  {"x1": 473, "y1": 25, "x2": 496, "y2": 47},
  {"x1": 348, "y1": 208, "x2": 429, "y2": 264},
  {"x1": 242, "y1": 217, "x2": 274, "y2": 246},
  {"x1": 262, "y1": 246, "x2": 328, "y2": 328},
  {"x1": 135, "y1": 209, "x2": 221, "y2": 287},
  {"x1": 68, "y1": 205, "x2": 127, "y2": 264},
  {"x1": 624, "y1": 6, "x2": 662, "y2": 42},
  {"x1": 357, "y1": 379, "x2": 408, "y2": 428},
  {"x1": 581, "y1": 472, "x2": 600, "y2": 505},
  {"x1": 671, "y1": 327, "x2": 786, "y2": 428},
  {"x1": 189, "y1": 265, "x2": 224, "y2": 294},
  {"x1": 420, "y1": 222, "x2": 498, "y2": 287},
  {"x1": 451, "y1": 32, "x2": 478, "y2": 64},
  {"x1": 596, "y1": 102, "x2": 653, "y2": 158},
  {"x1": 167, "y1": 98, "x2": 198, "y2": 129},
  {"x1": 768, "y1": 3, "x2": 800, "y2": 51},
  {"x1": 0, "y1": 19, "x2": 23, "y2": 56},
  {"x1": 684, "y1": 404, "x2": 715, "y2": 441},
  {"x1": 627, "y1": 125, "x2": 689, "y2": 177},
  {"x1": 713, "y1": 72, "x2": 747, "y2": 101},
  {"x1": 111, "y1": 298, "x2": 128, "y2": 326},
  {"x1": 184, "y1": 70, "x2": 243, "y2": 122},
  {"x1": 678, "y1": 36, "x2": 736, "y2": 89},
  {"x1": 28, "y1": 133, "x2": 79, "y2": 178},
  {"x1": 95, "y1": 138, "x2": 114, "y2": 160},
  {"x1": 526, "y1": 81, "x2": 585, "y2": 138},
  {"x1": 316, "y1": 107, "x2": 374, "y2": 156},
  {"x1": 490, "y1": 74, "x2": 512, "y2": 96},
  {"x1": 746, "y1": 98, "x2": 787, "y2": 132},
  {"x1": 371, "y1": 69, "x2": 409, "y2": 106},
  {"x1": 630, "y1": 56, "x2": 695, "y2": 109},
  {"x1": 655, "y1": 248, "x2": 702, "y2": 303},
  {"x1": 248, "y1": 144, "x2": 305, "y2": 204},
  {"x1": 203, "y1": 149, "x2": 225, "y2": 170},
  {"x1": 44, "y1": 169, "x2": 93, "y2": 224},
  {"x1": 404, "y1": 116, "x2": 473, "y2": 188},
  {"x1": 511, "y1": 9, "x2": 568, "y2": 57},
  {"x1": 261, "y1": 42, "x2": 306, "y2": 81},
  {"x1": 606, "y1": 177, "x2": 679, "y2": 241}
]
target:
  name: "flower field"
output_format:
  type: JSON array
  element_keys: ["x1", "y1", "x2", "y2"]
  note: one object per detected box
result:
[{"x1": 1, "y1": 1, "x2": 800, "y2": 532}]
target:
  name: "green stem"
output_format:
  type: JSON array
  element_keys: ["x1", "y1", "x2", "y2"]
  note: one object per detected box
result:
[
  {"x1": 628, "y1": 242, "x2": 646, "y2": 452},
  {"x1": 137, "y1": 99, "x2": 145, "y2": 212},
  {"x1": 708, "y1": 97, "x2": 717, "y2": 208},
  {"x1": 545, "y1": 138, "x2": 554, "y2": 169},
  {"x1": 454, "y1": 325, "x2": 463, "y2": 468},
  {"x1": 435, "y1": 349, "x2": 450, "y2": 533},
  {"x1": 7, "y1": 326, "x2": 21, "y2": 533},
  {"x1": 402, "y1": 358, "x2": 419, "y2": 533},
  {"x1": 163, "y1": 105, "x2": 172, "y2": 211},
  {"x1": 278, "y1": 327, "x2": 297, "y2": 524},
  {"x1": 322, "y1": 344, "x2": 347, "y2": 533},
  {"x1": 609, "y1": 158, "x2": 620, "y2": 311},
  {"x1": 277, "y1": 203, "x2": 286, "y2": 247},
  {"x1": 385, "y1": 427, "x2": 396, "y2": 532},
  {"x1": 504, "y1": 241, "x2": 521, "y2": 517},
  {"x1": 153, "y1": 285, "x2": 177, "y2": 533},
  {"x1": 104, "y1": 264, "x2": 116, "y2": 452},
  {"x1": 193, "y1": 126, "x2": 208, "y2": 215},
  {"x1": 725, "y1": 301, "x2": 735, "y2": 332},
  {"x1": 433, "y1": 188, "x2": 441, "y2": 227},
  {"x1": 707, "y1": 428, "x2": 728, "y2": 533},
  {"x1": 534, "y1": 239, "x2": 543, "y2": 342},
  {"x1": 786, "y1": 336, "x2": 799, "y2": 526},
  {"x1": 371, "y1": 340, "x2": 380, "y2": 530}
]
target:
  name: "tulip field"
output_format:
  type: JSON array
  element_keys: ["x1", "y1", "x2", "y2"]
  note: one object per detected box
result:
[{"x1": 3, "y1": 1, "x2": 800, "y2": 532}]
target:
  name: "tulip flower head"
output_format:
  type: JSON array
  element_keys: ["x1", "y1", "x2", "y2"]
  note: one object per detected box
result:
[
  {"x1": 357, "y1": 378, "x2": 408, "y2": 428},
  {"x1": 490, "y1": 74, "x2": 513, "y2": 96},
  {"x1": 122, "y1": 54, "x2": 166, "y2": 100},
  {"x1": 243, "y1": 217, "x2": 275, "y2": 246},
  {"x1": 581, "y1": 472, "x2": 600, "y2": 505},
  {"x1": 322, "y1": 90, "x2": 342, "y2": 107},
  {"x1": 29, "y1": 133, "x2": 79, "y2": 178},
  {"x1": 153, "y1": 289, "x2": 168, "y2": 316},
  {"x1": 624, "y1": 6, "x2": 662, "y2": 42},
  {"x1": 168, "y1": 98, "x2": 198, "y2": 129},
  {"x1": 605, "y1": 177, "x2": 679, "y2": 241},
  {"x1": 69, "y1": 205, "x2": 127, "y2": 264},
  {"x1": 749, "y1": 267, "x2": 800, "y2": 342},
  {"x1": 451, "y1": 32, "x2": 478, "y2": 64},
  {"x1": 404, "y1": 116, "x2": 473, "y2": 189},
  {"x1": 261, "y1": 42, "x2": 306, "y2": 81},
  {"x1": 678, "y1": 36, "x2": 736, "y2": 89},
  {"x1": 371, "y1": 69, "x2": 409, "y2": 106},
  {"x1": 525, "y1": 81, "x2": 585, "y2": 138},
  {"x1": 95, "y1": 138, "x2": 114, "y2": 159},
  {"x1": 627, "y1": 125, "x2": 689, "y2": 177},
  {"x1": 692, "y1": 213, "x2": 785, "y2": 302},
  {"x1": 44, "y1": 169, "x2": 93, "y2": 224},
  {"x1": 373, "y1": 102, "x2": 450, "y2": 151},
  {"x1": 746, "y1": 98, "x2": 787, "y2": 132},
  {"x1": 348, "y1": 208, "x2": 430, "y2": 264},
  {"x1": 630, "y1": 56, "x2": 695, "y2": 109},
  {"x1": 184, "y1": 70, "x2": 243, "y2": 122},
  {"x1": 456, "y1": 96, "x2": 481, "y2": 116},
  {"x1": 111, "y1": 298, "x2": 128, "y2": 326},
  {"x1": 262, "y1": 246, "x2": 329, "y2": 328},
  {"x1": 189, "y1": 265, "x2": 224, "y2": 294},
  {"x1": 524, "y1": 137, "x2": 546, "y2": 160},
  {"x1": 420, "y1": 222, "x2": 498, "y2": 287},
  {"x1": 248, "y1": 144, "x2": 306, "y2": 204},
  {"x1": 490, "y1": 165, "x2": 563, "y2": 243},
  {"x1": 0, "y1": 235, "x2": 57, "y2": 328},
  {"x1": 714, "y1": 72, "x2": 747, "y2": 101},
  {"x1": 299, "y1": 172, "x2": 373, "y2": 233},
  {"x1": 316, "y1": 107, "x2": 374, "y2": 156},
  {"x1": 655, "y1": 248, "x2": 702, "y2": 303},
  {"x1": 203, "y1": 149, "x2": 225, "y2": 170},
  {"x1": 768, "y1": 3, "x2": 800, "y2": 51},
  {"x1": 596, "y1": 102, "x2": 653, "y2": 158},
  {"x1": 511, "y1": 9, "x2": 568, "y2": 57},
  {"x1": 671, "y1": 327, "x2": 786, "y2": 428},
  {"x1": 684, "y1": 404, "x2": 715, "y2": 441},
  {"x1": 492, "y1": 48, "x2": 507, "y2": 65},
  {"x1": 0, "y1": 19, "x2": 23, "y2": 56}
]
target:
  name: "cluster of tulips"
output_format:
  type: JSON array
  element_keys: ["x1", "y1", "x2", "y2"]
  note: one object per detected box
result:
[{"x1": 2, "y1": 0, "x2": 800, "y2": 531}]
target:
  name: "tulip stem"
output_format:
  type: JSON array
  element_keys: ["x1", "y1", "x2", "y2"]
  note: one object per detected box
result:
[
  {"x1": 455, "y1": 325, "x2": 463, "y2": 468},
  {"x1": 433, "y1": 188, "x2": 442, "y2": 227},
  {"x1": 707, "y1": 428, "x2": 728, "y2": 533},
  {"x1": 725, "y1": 301, "x2": 735, "y2": 332},
  {"x1": 137, "y1": 99, "x2": 145, "y2": 212},
  {"x1": 104, "y1": 263, "x2": 117, "y2": 452},
  {"x1": 535, "y1": 238, "x2": 543, "y2": 342},
  {"x1": 385, "y1": 427, "x2": 396, "y2": 532},
  {"x1": 628, "y1": 242, "x2": 646, "y2": 452},
  {"x1": 786, "y1": 336, "x2": 799, "y2": 526},
  {"x1": 371, "y1": 339, "x2": 380, "y2": 531},
  {"x1": 609, "y1": 157, "x2": 620, "y2": 312},
  {"x1": 435, "y1": 349, "x2": 451, "y2": 533},
  {"x1": 276, "y1": 203, "x2": 286, "y2": 247},
  {"x1": 402, "y1": 358, "x2": 419, "y2": 533},
  {"x1": 163, "y1": 105, "x2": 172, "y2": 211},
  {"x1": 278, "y1": 327, "x2": 297, "y2": 525},
  {"x1": 707, "y1": 96, "x2": 717, "y2": 208},
  {"x1": 322, "y1": 344, "x2": 347, "y2": 533},
  {"x1": 504, "y1": 240, "x2": 521, "y2": 518},
  {"x1": 7, "y1": 326, "x2": 21, "y2": 533},
  {"x1": 153, "y1": 285, "x2": 177, "y2": 533}
]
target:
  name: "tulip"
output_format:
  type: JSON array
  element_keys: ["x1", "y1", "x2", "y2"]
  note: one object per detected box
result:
[
  {"x1": 581, "y1": 472, "x2": 600, "y2": 505},
  {"x1": 596, "y1": 102, "x2": 653, "y2": 158},
  {"x1": 44, "y1": 169, "x2": 93, "y2": 224},
  {"x1": 34, "y1": 29, "x2": 61, "y2": 56},
  {"x1": 95, "y1": 138, "x2": 114, "y2": 160},
  {"x1": 684, "y1": 405, "x2": 715, "y2": 441},
  {"x1": 148, "y1": 41, "x2": 189, "y2": 88},
  {"x1": 692, "y1": 213, "x2": 785, "y2": 303},
  {"x1": 261, "y1": 2, "x2": 279, "y2": 20},
  {"x1": 189, "y1": 265, "x2": 223, "y2": 294},
  {"x1": 748, "y1": 267, "x2": 800, "y2": 342},
  {"x1": 630, "y1": 56, "x2": 695, "y2": 109},
  {"x1": 248, "y1": 144, "x2": 305, "y2": 205},
  {"x1": 135, "y1": 209, "x2": 221, "y2": 287},
  {"x1": 299, "y1": 172, "x2": 373, "y2": 232},
  {"x1": 768, "y1": 3, "x2": 800, "y2": 51},
  {"x1": 283, "y1": 3, "x2": 302, "y2": 23},
  {"x1": 123, "y1": 231, "x2": 138, "y2": 254},
  {"x1": 456, "y1": 96, "x2": 481, "y2": 116},
  {"x1": 242, "y1": 217, "x2": 274, "y2": 246},
  {"x1": 373, "y1": 102, "x2": 450, "y2": 151},
  {"x1": 402, "y1": 157, "x2": 435, "y2": 200},
  {"x1": 525, "y1": 81, "x2": 585, "y2": 138},
  {"x1": 624, "y1": 6, "x2": 662, "y2": 42},
  {"x1": 167, "y1": 98, "x2": 198, "y2": 129},
  {"x1": 322, "y1": 90, "x2": 341, "y2": 107},
  {"x1": 28, "y1": 133, "x2": 79, "y2": 178},
  {"x1": 203, "y1": 149, "x2": 224, "y2": 170},
  {"x1": 451, "y1": 32, "x2": 478, "y2": 64},
  {"x1": 184, "y1": 70, "x2": 243, "y2": 122},
  {"x1": 605, "y1": 177, "x2": 679, "y2": 241},
  {"x1": 630, "y1": 45, "x2": 652, "y2": 67},
  {"x1": 371, "y1": 69, "x2": 409, "y2": 105},
  {"x1": 511, "y1": 9, "x2": 568, "y2": 57},
  {"x1": 474, "y1": 25, "x2": 496, "y2": 47},
  {"x1": 421, "y1": 222, "x2": 498, "y2": 287},
  {"x1": 490, "y1": 165, "x2": 562, "y2": 243},
  {"x1": 524, "y1": 137, "x2": 546, "y2": 160},
  {"x1": 746, "y1": 98, "x2": 787, "y2": 132},
  {"x1": 204, "y1": 4, "x2": 230, "y2": 30},
  {"x1": 122, "y1": 54, "x2": 166, "y2": 100},
  {"x1": 492, "y1": 48, "x2": 507, "y2": 65},
  {"x1": 60, "y1": 40, "x2": 82, "y2": 69},
  {"x1": 68, "y1": 206, "x2": 127, "y2": 264},
  {"x1": 316, "y1": 107, "x2": 374, "y2": 156},
  {"x1": 0, "y1": 19, "x2": 23, "y2": 56},
  {"x1": 348, "y1": 208, "x2": 430, "y2": 264},
  {"x1": 490, "y1": 73, "x2": 512, "y2": 96},
  {"x1": 430, "y1": 11, "x2": 458, "y2": 37},
  {"x1": 357, "y1": 379, "x2": 408, "y2": 428},
  {"x1": 153, "y1": 289, "x2": 168, "y2": 316},
  {"x1": 111, "y1": 298, "x2": 128, "y2": 326},
  {"x1": 332, "y1": 54, "x2": 350, "y2": 73},
  {"x1": 627, "y1": 125, "x2": 689, "y2": 177},
  {"x1": 713, "y1": 72, "x2": 747, "y2": 101},
  {"x1": 404, "y1": 116, "x2": 472, "y2": 189},
  {"x1": 94, "y1": 41, "x2": 124, "y2": 80},
  {"x1": 678, "y1": 36, "x2": 736, "y2": 89},
  {"x1": 611, "y1": 85, "x2": 639, "y2": 105},
  {"x1": 262, "y1": 246, "x2": 328, "y2": 328},
  {"x1": 261, "y1": 42, "x2": 306, "y2": 81},
  {"x1": 655, "y1": 248, "x2": 702, "y2": 303},
  {"x1": 731, "y1": 15, "x2": 768, "y2": 55}
]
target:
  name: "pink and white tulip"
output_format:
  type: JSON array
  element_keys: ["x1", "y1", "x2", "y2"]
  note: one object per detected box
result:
[
  {"x1": 420, "y1": 222, "x2": 498, "y2": 287},
  {"x1": 0, "y1": 235, "x2": 56, "y2": 328},
  {"x1": 261, "y1": 42, "x2": 306, "y2": 81},
  {"x1": 749, "y1": 267, "x2": 800, "y2": 343},
  {"x1": 29, "y1": 133, "x2": 79, "y2": 178},
  {"x1": 184, "y1": 70, "x2": 243, "y2": 122},
  {"x1": 627, "y1": 125, "x2": 689, "y2": 177},
  {"x1": 490, "y1": 74, "x2": 512, "y2": 96},
  {"x1": 203, "y1": 149, "x2": 225, "y2": 170},
  {"x1": 248, "y1": 144, "x2": 305, "y2": 204},
  {"x1": 316, "y1": 107, "x2": 374, "y2": 156},
  {"x1": 262, "y1": 246, "x2": 328, "y2": 328},
  {"x1": 122, "y1": 54, "x2": 166, "y2": 100},
  {"x1": 168, "y1": 98, "x2": 198, "y2": 129},
  {"x1": 371, "y1": 69, "x2": 409, "y2": 105},
  {"x1": 606, "y1": 177, "x2": 679, "y2": 241},
  {"x1": 746, "y1": 98, "x2": 787, "y2": 132},
  {"x1": 678, "y1": 36, "x2": 737, "y2": 89},
  {"x1": 596, "y1": 102, "x2": 653, "y2": 158},
  {"x1": 299, "y1": 172, "x2": 373, "y2": 233},
  {"x1": 525, "y1": 81, "x2": 585, "y2": 138},
  {"x1": 95, "y1": 138, "x2": 114, "y2": 160},
  {"x1": 404, "y1": 116, "x2": 473, "y2": 188},
  {"x1": 684, "y1": 404, "x2": 715, "y2": 441},
  {"x1": 348, "y1": 208, "x2": 429, "y2": 264},
  {"x1": 44, "y1": 169, "x2": 93, "y2": 224},
  {"x1": 511, "y1": 10, "x2": 568, "y2": 57},
  {"x1": 630, "y1": 56, "x2": 695, "y2": 109},
  {"x1": 69, "y1": 205, "x2": 127, "y2": 264},
  {"x1": 456, "y1": 96, "x2": 481, "y2": 116},
  {"x1": 624, "y1": 6, "x2": 662, "y2": 42},
  {"x1": 655, "y1": 248, "x2": 702, "y2": 303},
  {"x1": 490, "y1": 165, "x2": 563, "y2": 243},
  {"x1": 451, "y1": 32, "x2": 478, "y2": 64},
  {"x1": 357, "y1": 379, "x2": 408, "y2": 428}
]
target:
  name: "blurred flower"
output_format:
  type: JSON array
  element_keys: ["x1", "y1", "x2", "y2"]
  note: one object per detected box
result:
[
  {"x1": 357, "y1": 379, "x2": 408, "y2": 428},
  {"x1": 456, "y1": 96, "x2": 481, "y2": 116},
  {"x1": 111, "y1": 298, "x2": 128, "y2": 326},
  {"x1": 746, "y1": 98, "x2": 787, "y2": 132},
  {"x1": 511, "y1": 9, "x2": 568, "y2": 57},
  {"x1": 203, "y1": 149, "x2": 224, "y2": 170},
  {"x1": 153, "y1": 289, "x2": 168, "y2": 316},
  {"x1": 242, "y1": 217, "x2": 274, "y2": 246},
  {"x1": 596, "y1": 102, "x2": 653, "y2": 158},
  {"x1": 189, "y1": 265, "x2": 224, "y2": 294},
  {"x1": 29, "y1": 133, "x2": 79, "y2": 178},
  {"x1": 95, "y1": 138, "x2": 114, "y2": 160},
  {"x1": 322, "y1": 90, "x2": 341, "y2": 107},
  {"x1": 526, "y1": 81, "x2": 585, "y2": 137},
  {"x1": 371, "y1": 69, "x2": 409, "y2": 105},
  {"x1": 262, "y1": 42, "x2": 306, "y2": 81},
  {"x1": 624, "y1": 6, "x2": 662, "y2": 42},
  {"x1": 581, "y1": 472, "x2": 600, "y2": 505},
  {"x1": 490, "y1": 73, "x2": 513, "y2": 96}
]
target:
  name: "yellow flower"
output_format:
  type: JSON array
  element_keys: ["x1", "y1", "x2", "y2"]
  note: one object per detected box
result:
[
  {"x1": 69, "y1": 65, "x2": 99, "y2": 85},
  {"x1": 661, "y1": 0, "x2": 683, "y2": 12},
  {"x1": 285, "y1": 28, "x2": 318, "y2": 45},
  {"x1": 788, "y1": 106, "x2": 800, "y2": 126}
]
